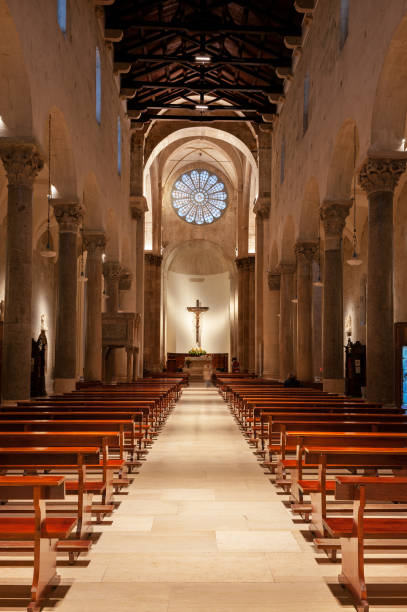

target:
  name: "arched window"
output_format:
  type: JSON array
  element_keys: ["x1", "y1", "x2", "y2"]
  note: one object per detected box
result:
[
  {"x1": 57, "y1": 0, "x2": 67, "y2": 33},
  {"x1": 303, "y1": 73, "x2": 310, "y2": 134},
  {"x1": 280, "y1": 139, "x2": 285, "y2": 184},
  {"x1": 171, "y1": 169, "x2": 227, "y2": 225},
  {"x1": 117, "y1": 115, "x2": 122, "y2": 174},
  {"x1": 96, "y1": 47, "x2": 101, "y2": 124},
  {"x1": 339, "y1": 0, "x2": 349, "y2": 50}
]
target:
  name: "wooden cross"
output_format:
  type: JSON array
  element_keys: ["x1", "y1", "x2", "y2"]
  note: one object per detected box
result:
[{"x1": 187, "y1": 299, "x2": 209, "y2": 346}]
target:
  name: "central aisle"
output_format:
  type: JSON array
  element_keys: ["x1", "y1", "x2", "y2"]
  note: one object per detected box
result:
[{"x1": 56, "y1": 384, "x2": 345, "y2": 612}]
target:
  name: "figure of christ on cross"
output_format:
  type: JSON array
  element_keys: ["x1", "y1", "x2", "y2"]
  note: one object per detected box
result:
[{"x1": 187, "y1": 299, "x2": 209, "y2": 346}]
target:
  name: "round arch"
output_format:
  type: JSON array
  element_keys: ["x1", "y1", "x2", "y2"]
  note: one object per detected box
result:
[{"x1": 325, "y1": 119, "x2": 359, "y2": 201}]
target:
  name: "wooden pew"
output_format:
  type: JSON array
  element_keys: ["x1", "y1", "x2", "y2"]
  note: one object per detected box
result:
[
  {"x1": 324, "y1": 475, "x2": 407, "y2": 612},
  {"x1": 0, "y1": 475, "x2": 79, "y2": 612}
]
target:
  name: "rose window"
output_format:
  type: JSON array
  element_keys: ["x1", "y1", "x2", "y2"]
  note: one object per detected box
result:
[{"x1": 171, "y1": 169, "x2": 228, "y2": 225}]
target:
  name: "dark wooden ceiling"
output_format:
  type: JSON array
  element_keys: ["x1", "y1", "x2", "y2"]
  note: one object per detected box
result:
[{"x1": 104, "y1": 1, "x2": 303, "y2": 123}]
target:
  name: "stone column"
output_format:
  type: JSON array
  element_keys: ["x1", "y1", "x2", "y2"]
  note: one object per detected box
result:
[
  {"x1": 320, "y1": 200, "x2": 351, "y2": 393},
  {"x1": 278, "y1": 263, "x2": 295, "y2": 380},
  {"x1": 52, "y1": 200, "x2": 83, "y2": 392},
  {"x1": 0, "y1": 142, "x2": 43, "y2": 400},
  {"x1": 359, "y1": 157, "x2": 407, "y2": 403},
  {"x1": 295, "y1": 241, "x2": 317, "y2": 383},
  {"x1": 83, "y1": 230, "x2": 106, "y2": 381},
  {"x1": 263, "y1": 272, "x2": 280, "y2": 379},
  {"x1": 236, "y1": 256, "x2": 255, "y2": 372},
  {"x1": 144, "y1": 253, "x2": 162, "y2": 372},
  {"x1": 130, "y1": 130, "x2": 148, "y2": 377},
  {"x1": 103, "y1": 261, "x2": 121, "y2": 313}
]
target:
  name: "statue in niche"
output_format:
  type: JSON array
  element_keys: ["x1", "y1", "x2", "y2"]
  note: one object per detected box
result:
[{"x1": 31, "y1": 314, "x2": 48, "y2": 397}]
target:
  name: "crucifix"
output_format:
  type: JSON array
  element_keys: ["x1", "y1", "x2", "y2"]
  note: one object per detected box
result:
[{"x1": 187, "y1": 299, "x2": 209, "y2": 346}]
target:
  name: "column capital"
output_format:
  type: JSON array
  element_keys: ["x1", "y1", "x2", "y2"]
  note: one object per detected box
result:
[
  {"x1": 277, "y1": 262, "x2": 296, "y2": 275},
  {"x1": 0, "y1": 141, "x2": 44, "y2": 187},
  {"x1": 103, "y1": 260, "x2": 122, "y2": 280},
  {"x1": 235, "y1": 255, "x2": 255, "y2": 270},
  {"x1": 320, "y1": 200, "x2": 351, "y2": 247},
  {"x1": 253, "y1": 196, "x2": 271, "y2": 219},
  {"x1": 130, "y1": 195, "x2": 148, "y2": 218},
  {"x1": 119, "y1": 267, "x2": 133, "y2": 291},
  {"x1": 82, "y1": 229, "x2": 106, "y2": 256},
  {"x1": 52, "y1": 200, "x2": 84, "y2": 233},
  {"x1": 359, "y1": 156, "x2": 407, "y2": 196},
  {"x1": 145, "y1": 253, "x2": 163, "y2": 267},
  {"x1": 267, "y1": 271, "x2": 281, "y2": 291},
  {"x1": 295, "y1": 240, "x2": 318, "y2": 261}
]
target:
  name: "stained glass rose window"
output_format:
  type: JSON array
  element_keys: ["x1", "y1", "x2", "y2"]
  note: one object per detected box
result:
[{"x1": 171, "y1": 169, "x2": 228, "y2": 225}]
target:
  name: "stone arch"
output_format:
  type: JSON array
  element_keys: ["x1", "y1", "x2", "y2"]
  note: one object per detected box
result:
[
  {"x1": 0, "y1": 0, "x2": 33, "y2": 139},
  {"x1": 46, "y1": 107, "x2": 77, "y2": 200},
  {"x1": 298, "y1": 177, "x2": 320, "y2": 240},
  {"x1": 325, "y1": 119, "x2": 359, "y2": 201},
  {"x1": 279, "y1": 215, "x2": 296, "y2": 264},
  {"x1": 83, "y1": 172, "x2": 103, "y2": 229},
  {"x1": 105, "y1": 208, "x2": 119, "y2": 260},
  {"x1": 163, "y1": 239, "x2": 236, "y2": 277},
  {"x1": 371, "y1": 12, "x2": 407, "y2": 151}
]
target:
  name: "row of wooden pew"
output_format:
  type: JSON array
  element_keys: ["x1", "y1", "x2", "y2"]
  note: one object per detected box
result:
[
  {"x1": 217, "y1": 375, "x2": 407, "y2": 612},
  {"x1": 0, "y1": 377, "x2": 184, "y2": 611}
]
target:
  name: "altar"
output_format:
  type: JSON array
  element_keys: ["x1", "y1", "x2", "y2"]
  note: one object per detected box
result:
[{"x1": 183, "y1": 355, "x2": 212, "y2": 381}]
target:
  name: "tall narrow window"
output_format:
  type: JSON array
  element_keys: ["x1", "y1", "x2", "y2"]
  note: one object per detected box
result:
[
  {"x1": 303, "y1": 73, "x2": 310, "y2": 134},
  {"x1": 57, "y1": 0, "x2": 67, "y2": 33},
  {"x1": 280, "y1": 139, "x2": 285, "y2": 184},
  {"x1": 117, "y1": 115, "x2": 122, "y2": 174},
  {"x1": 96, "y1": 47, "x2": 101, "y2": 124},
  {"x1": 339, "y1": 0, "x2": 349, "y2": 50}
]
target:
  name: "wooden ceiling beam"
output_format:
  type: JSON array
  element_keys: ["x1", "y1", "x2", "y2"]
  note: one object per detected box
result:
[
  {"x1": 120, "y1": 80, "x2": 280, "y2": 93},
  {"x1": 116, "y1": 54, "x2": 281, "y2": 67},
  {"x1": 126, "y1": 21, "x2": 292, "y2": 35}
]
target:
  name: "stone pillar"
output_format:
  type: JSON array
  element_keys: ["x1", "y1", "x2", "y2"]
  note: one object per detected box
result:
[
  {"x1": 295, "y1": 241, "x2": 317, "y2": 383},
  {"x1": 144, "y1": 253, "x2": 162, "y2": 372},
  {"x1": 263, "y1": 272, "x2": 280, "y2": 379},
  {"x1": 130, "y1": 130, "x2": 148, "y2": 377},
  {"x1": 320, "y1": 200, "x2": 351, "y2": 393},
  {"x1": 0, "y1": 142, "x2": 43, "y2": 401},
  {"x1": 53, "y1": 200, "x2": 83, "y2": 392},
  {"x1": 359, "y1": 157, "x2": 407, "y2": 403},
  {"x1": 236, "y1": 256, "x2": 255, "y2": 372},
  {"x1": 278, "y1": 263, "x2": 295, "y2": 380},
  {"x1": 83, "y1": 230, "x2": 106, "y2": 381}
]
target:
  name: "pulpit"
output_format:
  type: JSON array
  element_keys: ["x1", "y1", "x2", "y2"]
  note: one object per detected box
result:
[{"x1": 102, "y1": 312, "x2": 140, "y2": 382}]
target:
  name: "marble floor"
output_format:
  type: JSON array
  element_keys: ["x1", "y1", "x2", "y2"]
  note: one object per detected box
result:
[{"x1": 1, "y1": 384, "x2": 406, "y2": 611}]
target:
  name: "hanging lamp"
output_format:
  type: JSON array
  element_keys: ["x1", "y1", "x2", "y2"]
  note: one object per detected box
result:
[
  {"x1": 346, "y1": 126, "x2": 362, "y2": 266},
  {"x1": 41, "y1": 114, "x2": 57, "y2": 258},
  {"x1": 313, "y1": 231, "x2": 324, "y2": 287}
]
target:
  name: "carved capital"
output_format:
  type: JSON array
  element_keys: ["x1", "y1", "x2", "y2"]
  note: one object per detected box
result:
[
  {"x1": 267, "y1": 272, "x2": 281, "y2": 291},
  {"x1": 83, "y1": 229, "x2": 106, "y2": 257},
  {"x1": 295, "y1": 240, "x2": 318, "y2": 262},
  {"x1": 277, "y1": 262, "x2": 296, "y2": 275},
  {"x1": 359, "y1": 157, "x2": 407, "y2": 196},
  {"x1": 321, "y1": 200, "x2": 351, "y2": 239},
  {"x1": 0, "y1": 142, "x2": 44, "y2": 187},
  {"x1": 130, "y1": 195, "x2": 148, "y2": 219},
  {"x1": 103, "y1": 260, "x2": 122, "y2": 281},
  {"x1": 253, "y1": 196, "x2": 271, "y2": 219},
  {"x1": 53, "y1": 200, "x2": 83, "y2": 233},
  {"x1": 145, "y1": 253, "x2": 163, "y2": 267},
  {"x1": 235, "y1": 256, "x2": 255, "y2": 270}
]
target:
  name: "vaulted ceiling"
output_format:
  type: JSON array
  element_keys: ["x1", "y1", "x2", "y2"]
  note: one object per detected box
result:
[{"x1": 102, "y1": 0, "x2": 304, "y2": 124}]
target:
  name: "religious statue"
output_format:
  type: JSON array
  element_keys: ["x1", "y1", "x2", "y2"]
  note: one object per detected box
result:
[
  {"x1": 345, "y1": 313, "x2": 352, "y2": 338},
  {"x1": 187, "y1": 299, "x2": 209, "y2": 347},
  {"x1": 30, "y1": 315, "x2": 48, "y2": 396}
]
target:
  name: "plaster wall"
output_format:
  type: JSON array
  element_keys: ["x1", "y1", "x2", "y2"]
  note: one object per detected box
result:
[{"x1": 166, "y1": 271, "x2": 230, "y2": 354}]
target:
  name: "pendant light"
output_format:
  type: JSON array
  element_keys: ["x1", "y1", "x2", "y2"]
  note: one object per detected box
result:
[
  {"x1": 346, "y1": 126, "x2": 362, "y2": 266},
  {"x1": 78, "y1": 230, "x2": 88, "y2": 283},
  {"x1": 41, "y1": 114, "x2": 57, "y2": 258},
  {"x1": 313, "y1": 231, "x2": 323, "y2": 287}
]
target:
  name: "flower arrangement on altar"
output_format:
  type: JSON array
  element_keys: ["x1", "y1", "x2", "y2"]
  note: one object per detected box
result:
[{"x1": 188, "y1": 347, "x2": 207, "y2": 356}]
